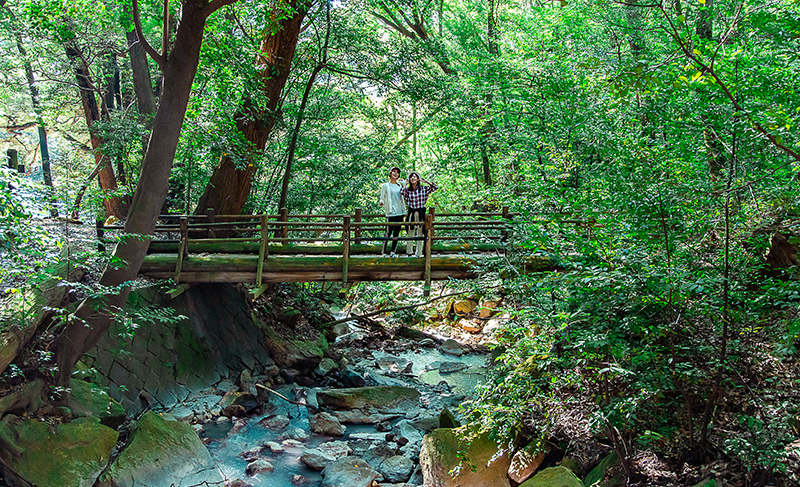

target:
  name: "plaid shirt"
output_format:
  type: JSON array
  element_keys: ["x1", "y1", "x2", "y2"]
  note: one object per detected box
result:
[{"x1": 400, "y1": 181, "x2": 437, "y2": 209}]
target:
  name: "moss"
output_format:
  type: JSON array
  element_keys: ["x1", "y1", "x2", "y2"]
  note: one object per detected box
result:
[
  {"x1": 68, "y1": 379, "x2": 125, "y2": 425},
  {"x1": 4, "y1": 416, "x2": 118, "y2": 487},
  {"x1": 520, "y1": 466, "x2": 584, "y2": 487},
  {"x1": 318, "y1": 386, "x2": 420, "y2": 410},
  {"x1": 100, "y1": 410, "x2": 217, "y2": 486}
]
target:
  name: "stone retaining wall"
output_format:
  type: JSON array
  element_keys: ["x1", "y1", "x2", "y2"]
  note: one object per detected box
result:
[{"x1": 84, "y1": 283, "x2": 273, "y2": 413}]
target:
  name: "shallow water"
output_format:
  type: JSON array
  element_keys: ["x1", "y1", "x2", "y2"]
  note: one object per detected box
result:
[
  {"x1": 204, "y1": 345, "x2": 490, "y2": 486},
  {"x1": 204, "y1": 386, "x2": 378, "y2": 487},
  {"x1": 378, "y1": 348, "x2": 489, "y2": 396}
]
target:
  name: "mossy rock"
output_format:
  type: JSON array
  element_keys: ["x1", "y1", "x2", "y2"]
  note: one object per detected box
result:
[
  {"x1": 419, "y1": 428, "x2": 511, "y2": 487},
  {"x1": 584, "y1": 451, "x2": 620, "y2": 487},
  {"x1": 317, "y1": 386, "x2": 420, "y2": 412},
  {"x1": 519, "y1": 466, "x2": 584, "y2": 487},
  {"x1": 0, "y1": 416, "x2": 118, "y2": 487},
  {"x1": 438, "y1": 407, "x2": 459, "y2": 428},
  {"x1": 98, "y1": 411, "x2": 223, "y2": 487},
  {"x1": 68, "y1": 379, "x2": 125, "y2": 427},
  {"x1": 560, "y1": 456, "x2": 583, "y2": 476},
  {"x1": 263, "y1": 326, "x2": 327, "y2": 371}
]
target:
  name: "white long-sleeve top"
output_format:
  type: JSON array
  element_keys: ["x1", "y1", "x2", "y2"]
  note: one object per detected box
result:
[{"x1": 379, "y1": 180, "x2": 406, "y2": 217}]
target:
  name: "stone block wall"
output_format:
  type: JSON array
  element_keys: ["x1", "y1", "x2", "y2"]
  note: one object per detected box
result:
[{"x1": 83, "y1": 283, "x2": 273, "y2": 413}]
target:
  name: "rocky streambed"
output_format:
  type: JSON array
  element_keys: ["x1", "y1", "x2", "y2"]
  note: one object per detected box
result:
[{"x1": 168, "y1": 336, "x2": 486, "y2": 487}]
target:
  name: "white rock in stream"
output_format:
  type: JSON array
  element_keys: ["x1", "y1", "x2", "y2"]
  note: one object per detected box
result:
[
  {"x1": 263, "y1": 441, "x2": 284, "y2": 453},
  {"x1": 317, "y1": 440, "x2": 352, "y2": 459},
  {"x1": 300, "y1": 449, "x2": 337, "y2": 471},
  {"x1": 309, "y1": 412, "x2": 346, "y2": 436},
  {"x1": 380, "y1": 455, "x2": 415, "y2": 483},
  {"x1": 321, "y1": 458, "x2": 379, "y2": 487},
  {"x1": 439, "y1": 361, "x2": 468, "y2": 374},
  {"x1": 245, "y1": 458, "x2": 274, "y2": 475}
]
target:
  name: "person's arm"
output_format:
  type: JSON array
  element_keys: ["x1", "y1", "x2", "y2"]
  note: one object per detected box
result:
[
  {"x1": 379, "y1": 183, "x2": 387, "y2": 208},
  {"x1": 422, "y1": 178, "x2": 437, "y2": 193}
]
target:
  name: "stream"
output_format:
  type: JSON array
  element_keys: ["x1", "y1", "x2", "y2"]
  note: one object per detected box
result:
[{"x1": 195, "y1": 343, "x2": 490, "y2": 487}]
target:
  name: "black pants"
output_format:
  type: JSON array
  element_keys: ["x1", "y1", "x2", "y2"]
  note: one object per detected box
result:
[{"x1": 383, "y1": 215, "x2": 404, "y2": 254}]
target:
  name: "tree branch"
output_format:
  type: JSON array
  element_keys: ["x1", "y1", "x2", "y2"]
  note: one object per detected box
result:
[{"x1": 132, "y1": 0, "x2": 165, "y2": 70}]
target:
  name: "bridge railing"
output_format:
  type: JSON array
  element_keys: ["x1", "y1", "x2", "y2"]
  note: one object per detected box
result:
[{"x1": 104, "y1": 207, "x2": 515, "y2": 296}]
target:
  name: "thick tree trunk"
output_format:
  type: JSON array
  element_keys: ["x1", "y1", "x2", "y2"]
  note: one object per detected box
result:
[
  {"x1": 195, "y1": 0, "x2": 308, "y2": 216},
  {"x1": 64, "y1": 42, "x2": 129, "y2": 219},
  {"x1": 53, "y1": 0, "x2": 228, "y2": 388}
]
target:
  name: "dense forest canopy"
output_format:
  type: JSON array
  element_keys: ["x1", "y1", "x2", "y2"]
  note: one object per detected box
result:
[{"x1": 2, "y1": 0, "x2": 800, "y2": 484}]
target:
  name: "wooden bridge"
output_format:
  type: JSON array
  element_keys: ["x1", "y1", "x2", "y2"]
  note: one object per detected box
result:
[{"x1": 100, "y1": 207, "x2": 552, "y2": 297}]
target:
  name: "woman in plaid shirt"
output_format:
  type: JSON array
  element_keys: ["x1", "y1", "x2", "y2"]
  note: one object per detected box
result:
[{"x1": 400, "y1": 171, "x2": 437, "y2": 257}]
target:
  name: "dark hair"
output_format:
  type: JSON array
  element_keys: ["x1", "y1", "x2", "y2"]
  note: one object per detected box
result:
[{"x1": 407, "y1": 171, "x2": 421, "y2": 190}]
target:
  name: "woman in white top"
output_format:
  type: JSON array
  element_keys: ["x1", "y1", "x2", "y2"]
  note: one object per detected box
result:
[{"x1": 378, "y1": 166, "x2": 406, "y2": 257}]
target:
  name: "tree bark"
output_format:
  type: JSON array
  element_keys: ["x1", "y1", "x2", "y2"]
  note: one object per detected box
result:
[
  {"x1": 53, "y1": 0, "x2": 234, "y2": 389},
  {"x1": 194, "y1": 0, "x2": 309, "y2": 216},
  {"x1": 64, "y1": 41, "x2": 129, "y2": 219}
]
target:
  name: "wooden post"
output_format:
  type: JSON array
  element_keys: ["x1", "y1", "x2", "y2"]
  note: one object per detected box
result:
[
  {"x1": 423, "y1": 208, "x2": 435, "y2": 297},
  {"x1": 342, "y1": 216, "x2": 351, "y2": 287},
  {"x1": 279, "y1": 207, "x2": 289, "y2": 242},
  {"x1": 256, "y1": 215, "x2": 269, "y2": 286},
  {"x1": 207, "y1": 207, "x2": 216, "y2": 238},
  {"x1": 16, "y1": 163, "x2": 25, "y2": 174},
  {"x1": 354, "y1": 208, "x2": 362, "y2": 244},
  {"x1": 6, "y1": 149, "x2": 17, "y2": 170},
  {"x1": 96, "y1": 218, "x2": 105, "y2": 253},
  {"x1": 501, "y1": 205, "x2": 511, "y2": 253},
  {"x1": 176, "y1": 216, "x2": 188, "y2": 282}
]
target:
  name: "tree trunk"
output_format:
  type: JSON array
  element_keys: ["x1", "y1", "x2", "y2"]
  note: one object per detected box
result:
[
  {"x1": 64, "y1": 41, "x2": 129, "y2": 219},
  {"x1": 194, "y1": 0, "x2": 309, "y2": 216},
  {"x1": 53, "y1": 0, "x2": 232, "y2": 389},
  {"x1": 696, "y1": 0, "x2": 726, "y2": 180}
]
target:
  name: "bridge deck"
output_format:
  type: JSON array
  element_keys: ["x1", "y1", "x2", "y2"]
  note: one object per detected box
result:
[{"x1": 113, "y1": 208, "x2": 552, "y2": 295}]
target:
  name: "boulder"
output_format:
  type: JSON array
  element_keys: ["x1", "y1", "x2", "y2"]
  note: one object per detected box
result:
[
  {"x1": 508, "y1": 443, "x2": 548, "y2": 483},
  {"x1": 315, "y1": 358, "x2": 338, "y2": 377},
  {"x1": 584, "y1": 451, "x2": 619, "y2": 487},
  {"x1": 321, "y1": 458, "x2": 379, "y2": 487},
  {"x1": 381, "y1": 455, "x2": 414, "y2": 483},
  {"x1": 245, "y1": 459, "x2": 274, "y2": 476},
  {"x1": 560, "y1": 456, "x2": 582, "y2": 476},
  {"x1": 317, "y1": 440, "x2": 352, "y2": 459},
  {"x1": 317, "y1": 386, "x2": 420, "y2": 414},
  {"x1": 98, "y1": 411, "x2": 224, "y2": 487},
  {"x1": 452, "y1": 299, "x2": 477, "y2": 315},
  {"x1": 260, "y1": 414, "x2": 290, "y2": 430},
  {"x1": 478, "y1": 299, "x2": 501, "y2": 319},
  {"x1": 300, "y1": 449, "x2": 336, "y2": 471},
  {"x1": 419, "y1": 428, "x2": 511, "y2": 487},
  {"x1": 263, "y1": 326, "x2": 327, "y2": 372},
  {"x1": 309, "y1": 412, "x2": 346, "y2": 436},
  {"x1": 438, "y1": 408, "x2": 459, "y2": 429},
  {"x1": 439, "y1": 339, "x2": 464, "y2": 357},
  {"x1": 0, "y1": 416, "x2": 118, "y2": 487},
  {"x1": 460, "y1": 321, "x2": 484, "y2": 333},
  {"x1": 519, "y1": 466, "x2": 584, "y2": 487},
  {"x1": 439, "y1": 362, "x2": 467, "y2": 374}
]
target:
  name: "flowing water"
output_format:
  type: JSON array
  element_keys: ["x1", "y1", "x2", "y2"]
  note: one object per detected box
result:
[{"x1": 202, "y1": 346, "x2": 490, "y2": 486}]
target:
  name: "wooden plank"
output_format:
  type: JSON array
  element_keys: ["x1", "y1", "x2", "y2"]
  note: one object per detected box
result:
[
  {"x1": 168, "y1": 283, "x2": 192, "y2": 299},
  {"x1": 147, "y1": 240, "x2": 505, "y2": 255}
]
